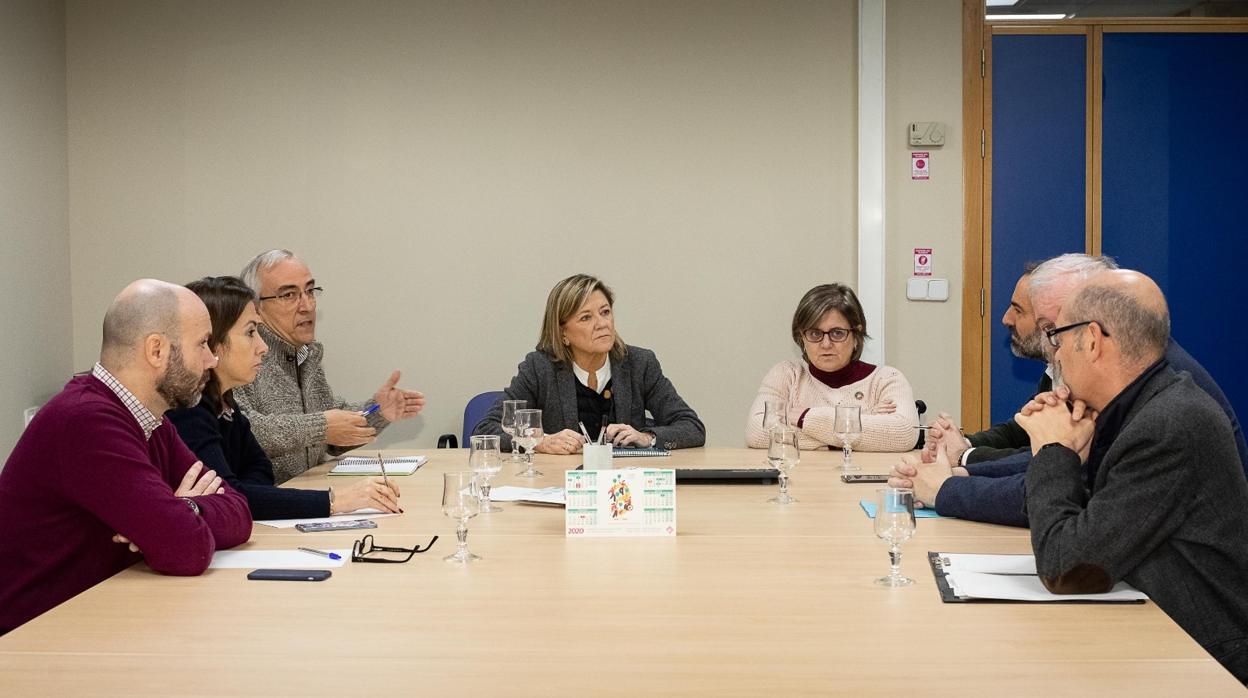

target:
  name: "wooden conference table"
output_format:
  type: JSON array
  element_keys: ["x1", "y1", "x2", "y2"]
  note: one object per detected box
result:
[{"x1": 0, "y1": 448, "x2": 1243, "y2": 696}]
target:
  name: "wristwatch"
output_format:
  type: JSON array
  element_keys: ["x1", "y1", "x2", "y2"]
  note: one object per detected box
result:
[{"x1": 179, "y1": 497, "x2": 201, "y2": 516}]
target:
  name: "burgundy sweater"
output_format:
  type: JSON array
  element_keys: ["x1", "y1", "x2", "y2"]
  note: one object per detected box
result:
[{"x1": 0, "y1": 375, "x2": 252, "y2": 632}]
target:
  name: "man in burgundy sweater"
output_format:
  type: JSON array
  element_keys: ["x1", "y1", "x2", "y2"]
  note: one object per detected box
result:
[{"x1": 0, "y1": 279, "x2": 253, "y2": 634}]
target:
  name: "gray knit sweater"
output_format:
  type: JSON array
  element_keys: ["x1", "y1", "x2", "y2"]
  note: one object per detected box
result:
[{"x1": 233, "y1": 326, "x2": 389, "y2": 483}]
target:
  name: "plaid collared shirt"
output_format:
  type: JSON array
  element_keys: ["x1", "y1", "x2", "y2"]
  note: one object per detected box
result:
[{"x1": 92, "y1": 363, "x2": 163, "y2": 440}]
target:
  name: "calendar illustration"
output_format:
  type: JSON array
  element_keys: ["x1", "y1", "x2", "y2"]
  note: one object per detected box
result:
[{"x1": 565, "y1": 469, "x2": 676, "y2": 537}]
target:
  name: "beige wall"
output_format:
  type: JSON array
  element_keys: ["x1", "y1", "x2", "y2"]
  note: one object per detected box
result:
[
  {"x1": 62, "y1": 0, "x2": 964, "y2": 449},
  {"x1": 884, "y1": 0, "x2": 964, "y2": 420},
  {"x1": 0, "y1": 0, "x2": 71, "y2": 462}
]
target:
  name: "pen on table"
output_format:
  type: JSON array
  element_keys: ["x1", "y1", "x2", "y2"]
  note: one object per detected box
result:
[
  {"x1": 599, "y1": 416, "x2": 609, "y2": 445},
  {"x1": 360, "y1": 403, "x2": 381, "y2": 417},
  {"x1": 298, "y1": 547, "x2": 342, "y2": 561},
  {"x1": 577, "y1": 421, "x2": 593, "y2": 444}
]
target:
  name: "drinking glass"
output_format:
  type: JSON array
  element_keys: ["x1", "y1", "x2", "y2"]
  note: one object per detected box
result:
[
  {"x1": 834, "y1": 405, "x2": 862, "y2": 472},
  {"x1": 513, "y1": 408, "x2": 544, "y2": 477},
  {"x1": 767, "y1": 427, "x2": 800, "y2": 504},
  {"x1": 442, "y1": 472, "x2": 482, "y2": 563},
  {"x1": 469, "y1": 434, "x2": 503, "y2": 513},
  {"x1": 762, "y1": 399, "x2": 789, "y2": 435},
  {"x1": 500, "y1": 399, "x2": 526, "y2": 463},
  {"x1": 874, "y1": 488, "x2": 916, "y2": 586}
]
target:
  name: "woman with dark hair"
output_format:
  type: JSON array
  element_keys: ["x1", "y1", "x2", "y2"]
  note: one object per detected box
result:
[
  {"x1": 746, "y1": 283, "x2": 917, "y2": 451},
  {"x1": 167, "y1": 276, "x2": 401, "y2": 519},
  {"x1": 473, "y1": 273, "x2": 704, "y2": 453}
]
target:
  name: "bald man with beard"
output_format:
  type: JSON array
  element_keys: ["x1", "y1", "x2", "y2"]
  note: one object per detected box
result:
[
  {"x1": 0, "y1": 280, "x2": 252, "y2": 634},
  {"x1": 1019, "y1": 270, "x2": 1248, "y2": 684}
]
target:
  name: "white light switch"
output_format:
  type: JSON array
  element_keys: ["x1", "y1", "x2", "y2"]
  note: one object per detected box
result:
[
  {"x1": 906, "y1": 278, "x2": 949, "y2": 302},
  {"x1": 906, "y1": 278, "x2": 927, "y2": 300}
]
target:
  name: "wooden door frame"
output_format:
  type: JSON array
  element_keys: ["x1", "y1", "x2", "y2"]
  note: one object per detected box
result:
[{"x1": 959, "y1": 3, "x2": 1248, "y2": 431}]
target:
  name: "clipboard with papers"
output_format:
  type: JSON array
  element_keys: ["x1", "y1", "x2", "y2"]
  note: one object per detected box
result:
[{"x1": 927, "y1": 552, "x2": 1148, "y2": 604}]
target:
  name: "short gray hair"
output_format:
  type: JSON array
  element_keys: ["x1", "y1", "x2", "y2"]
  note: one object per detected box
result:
[
  {"x1": 239, "y1": 249, "x2": 298, "y2": 294},
  {"x1": 1028, "y1": 253, "x2": 1118, "y2": 316},
  {"x1": 1066, "y1": 284, "x2": 1170, "y2": 367}
]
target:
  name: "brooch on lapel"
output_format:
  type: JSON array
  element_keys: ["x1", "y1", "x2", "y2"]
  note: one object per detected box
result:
[
  {"x1": 854, "y1": 391, "x2": 864, "y2": 400},
  {"x1": 603, "y1": 389, "x2": 612, "y2": 400}
]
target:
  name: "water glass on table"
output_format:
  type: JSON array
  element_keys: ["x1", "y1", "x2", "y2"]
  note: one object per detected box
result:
[
  {"x1": 513, "y1": 408, "x2": 544, "y2": 477},
  {"x1": 442, "y1": 471, "x2": 482, "y2": 563},
  {"x1": 874, "y1": 488, "x2": 916, "y2": 587},
  {"x1": 500, "y1": 399, "x2": 526, "y2": 463},
  {"x1": 762, "y1": 399, "x2": 789, "y2": 434},
  {"x1": 767, "y1": 427, "x2": 800, "y2": 504},
  {"x1": 470, "y1": 434, "x2": 503, "y2": 513},
  {"x1": 834, "y1": 404, "x2": 862, "y2": 472}
]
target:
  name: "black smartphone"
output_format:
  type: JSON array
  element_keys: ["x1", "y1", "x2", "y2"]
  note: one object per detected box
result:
[
  {"x1": 841, "y1": 474, "x2": 891, "y2": 484},
  {"x1": 295, "y1": 519, "x2": 377, "y2": 532},
  {"x1": 247, "y1": 569, "x2": 332, "y2": 582}
]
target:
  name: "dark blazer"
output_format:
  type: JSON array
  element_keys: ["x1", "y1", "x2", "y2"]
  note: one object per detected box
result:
[
  {"x1": 1026, "y1": 367, "x2": 1248, "y2": 684},
  {"x1": 964, "y1": 374, "x2": 1053, "y2": 464},
  {"x1": 169, "y1": 399, "x2": 331, "y2": 520},
  {"x1": 474, "y1": 346, "x2": 705, "y2": 449},
  {"x1": 934, "y1": 339, "x2": 1248, "y2": 527}
]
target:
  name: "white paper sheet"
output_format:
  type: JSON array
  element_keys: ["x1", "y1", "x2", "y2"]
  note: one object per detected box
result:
[
  {"x1": 209, "y1": 549, "x2": 350, "y2": 569},
  {"x1": 940, "y1": 553, "x2": 1037, "y2": 575},
  {"x1": 488, "y1": 486, "x2": 566, "y2": 505},
  {"x1": 947, "y1": 569, "x2": 1147, "y2": 602},
  {"x1": 254, "y1": 509, "x2": 397, "y2": 529}
]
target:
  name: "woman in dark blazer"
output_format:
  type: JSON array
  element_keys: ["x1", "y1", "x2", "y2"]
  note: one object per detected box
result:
[
  {"x1": 168, "y1": 276, "x2": 402, "y2": 519},
  {"x1": 474, "y1": 274, "x2": 705, "y2": 454}
]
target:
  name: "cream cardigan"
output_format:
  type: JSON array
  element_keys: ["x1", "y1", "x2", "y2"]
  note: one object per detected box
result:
[{"x1": 746, "y1": 360, "x2": 918, "y2": 452}]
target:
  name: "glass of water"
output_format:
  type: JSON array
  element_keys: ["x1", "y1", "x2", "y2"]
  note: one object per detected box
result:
[
  {"x1": 767, "y1": 427, "x2": 800, "y2": 504},
  {"x1": 500, "y1": 399, "x2": 526, "y2": 462},
  {"x1": 470, "y1": 434, "x2": 503, "y2": 513},
  {"x1": 834, "y1": 404, "x2": 862, "y2": 472},
  {"x1": 762, "y1": 399, "x2": 789, "y2": 434},
  {"x1": 513, "y1": 408, "x2": 544, "y2": 477},
  {"x1": 874, "y1": 488, "x2": 916, "y2": 586},
  {"x1": 442, "y1": 471, "x2": 482, "y2": 563}
]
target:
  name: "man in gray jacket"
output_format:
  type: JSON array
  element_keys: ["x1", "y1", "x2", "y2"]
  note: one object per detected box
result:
[
  {"x1": 1018, "y1": 269, "x2": 1248, "y2": 684},
  {"x1": 233, "y1": 250, "x2": 426, "y2": 482}
]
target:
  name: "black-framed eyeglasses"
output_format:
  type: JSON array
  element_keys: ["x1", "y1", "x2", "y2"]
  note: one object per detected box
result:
[
  {"x1": 802, "y1": 328, "x2": 852, "y2": 344},
  {"x1": 1044, "y1": 320, "x2": 1108, "y2": 349},
  {"x1": 258, "y1": 287, "x2": 323, "y2": 306},
  {"x1": 351, "y1": 534, "x2": 439, "y2": 563}
]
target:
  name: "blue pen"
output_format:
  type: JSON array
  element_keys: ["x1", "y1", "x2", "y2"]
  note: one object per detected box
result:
[
  {"x1": 298, "y1": 547, "x2": 342, "y2": 561},
  {"x1": 360, "y1": 403, "x2": 381, "y2": 417}
]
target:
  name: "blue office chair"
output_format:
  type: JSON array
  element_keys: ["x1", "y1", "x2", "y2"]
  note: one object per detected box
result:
[{"x1": 437, "y1": 390, "x2": 505, "y2": 449}]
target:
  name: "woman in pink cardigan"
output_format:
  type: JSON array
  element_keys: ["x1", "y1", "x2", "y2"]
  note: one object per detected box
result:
[{"x1": 747, "y1": 284, "x2": 918, "y2": 451}]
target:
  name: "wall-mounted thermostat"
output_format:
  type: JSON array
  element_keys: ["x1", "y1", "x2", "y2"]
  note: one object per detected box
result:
[{"x1": 908, "y1": 122, "x2": 945, "y2": 147}]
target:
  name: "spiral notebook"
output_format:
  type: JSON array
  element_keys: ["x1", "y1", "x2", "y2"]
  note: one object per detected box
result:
[
  {"x1": 329, "y1": 455, "x2": 426, "y2": 476},
  {"x1": 612, "y1": 446, "x2": 671, "y2": 457}
]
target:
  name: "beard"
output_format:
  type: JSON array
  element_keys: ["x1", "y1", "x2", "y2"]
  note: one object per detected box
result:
[
  {"x1": 1009, "y1": 326, "x2": 1046, "y2": 361},
  {"x1": 157, "y1": 343, "x2": 209, "y2": 409}
]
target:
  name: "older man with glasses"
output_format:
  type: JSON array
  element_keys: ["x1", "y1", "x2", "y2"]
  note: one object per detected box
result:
[
  {"x1": 234, "y1": 250, "x2": 426, "y2": 483},
  {"x1": 1018, "y1": 269, "x2": 1248, "y2": 684},
  {"x1": 891, "y1": 254, "x2": 1247, "y2": 526}
]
